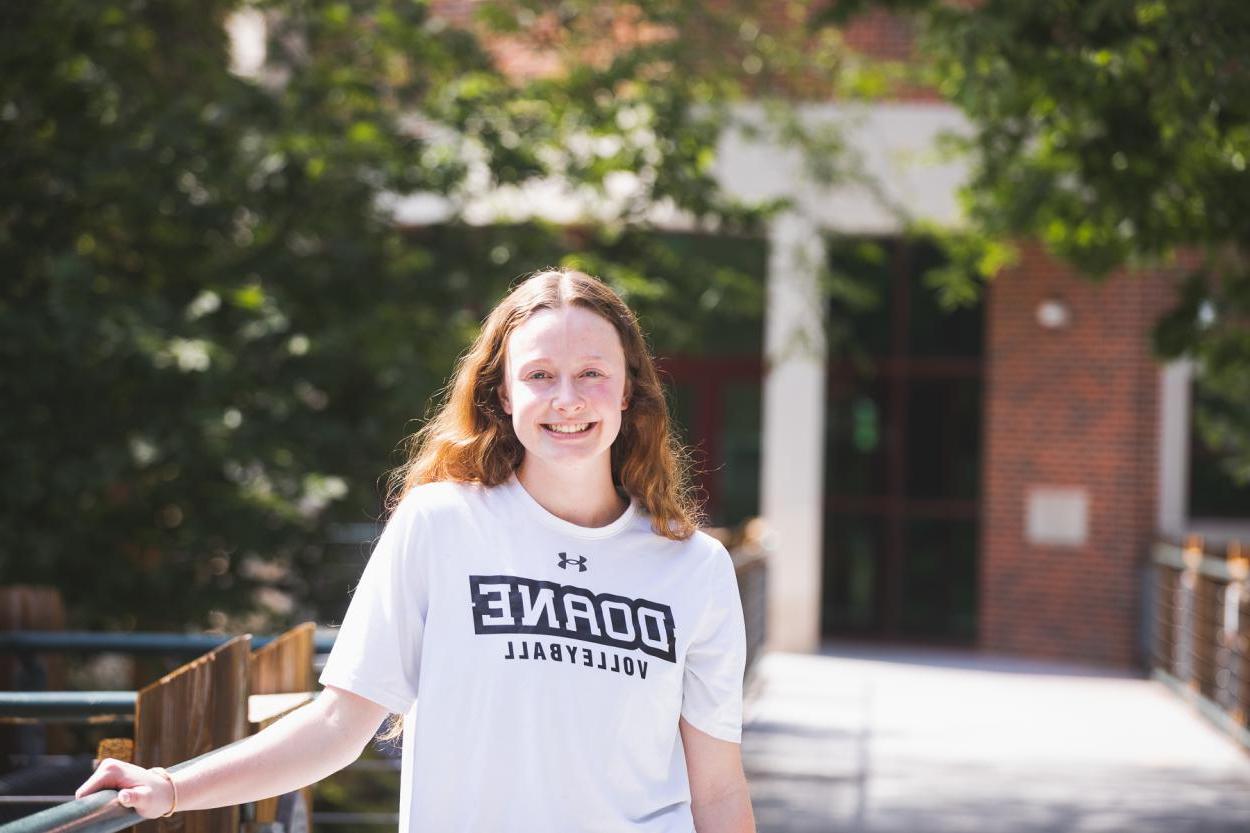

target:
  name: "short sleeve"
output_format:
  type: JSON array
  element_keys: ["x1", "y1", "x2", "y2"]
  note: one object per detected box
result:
[
  {"x1": 680, "y1": 546, "x2": 747, "y2": 743},
  {"x1": 319, "y1": 492, "x2": 427, "y2": 715}
]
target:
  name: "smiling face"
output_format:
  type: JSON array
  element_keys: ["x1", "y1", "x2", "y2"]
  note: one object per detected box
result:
[{"x1": 498, "y1": 304, "x2": 630, "y2": 479}]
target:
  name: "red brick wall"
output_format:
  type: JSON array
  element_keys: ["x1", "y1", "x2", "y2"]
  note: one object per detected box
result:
[
  {"x1": 979, "y1": 244, "x2": 1184, "y2": 668},
  {"x1": 428, "y1": 1, "x2": 937, "y2": 99},
  {"x1": 841, "y1": 7, "x2": 915, "y2": 61},
  {"x1": 839, "y1": 8, "x2": 942, "y2": 102}
]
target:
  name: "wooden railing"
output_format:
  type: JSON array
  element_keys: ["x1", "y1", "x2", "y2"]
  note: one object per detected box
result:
[
  {"x1": 0, "y1": 626, "x2": 319, "y2": 833},
  {"x1": 1149, "y1": 537, "x2": 1249, "y2": 750}
]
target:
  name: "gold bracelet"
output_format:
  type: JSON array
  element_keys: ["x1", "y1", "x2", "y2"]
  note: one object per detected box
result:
[{"x1": 148, "y1": 767, "x2": 178, "y2": 818}]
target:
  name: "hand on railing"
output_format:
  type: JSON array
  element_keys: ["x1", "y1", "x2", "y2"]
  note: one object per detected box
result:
[{"x1": 74, "y1": 758, "x2": 176, "y2": 820}]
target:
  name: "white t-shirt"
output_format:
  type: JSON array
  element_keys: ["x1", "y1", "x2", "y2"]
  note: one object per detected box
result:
[{"x1": 318, "y1": 474, "x2": 747, "y2": 833}]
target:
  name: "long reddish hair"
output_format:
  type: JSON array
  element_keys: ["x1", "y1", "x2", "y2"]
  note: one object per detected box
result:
[{"x1": 387, "y1": 267, "x2": 702, "y2": 540}]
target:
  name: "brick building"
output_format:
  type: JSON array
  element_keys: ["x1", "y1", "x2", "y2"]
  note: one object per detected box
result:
[
  {"x1": 470, "y1": 4, "x2": 1248, "y2": 668},
  {"x1": 979, "y1": 247, "x2": 1187, "y2": 666},
  {"x1": 228, "y1": 4, "x2": 1250, "y2": 669},
  {"x1": 699, "y1": 13, "x2": 1250, "y2": 668}
]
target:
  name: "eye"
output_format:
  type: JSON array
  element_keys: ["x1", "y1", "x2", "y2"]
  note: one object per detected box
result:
[
  {"x1": 582, "y1": 369, "x2": 604, "y2": 378},
  {"x1": 526, "y1": 371, "x2": 551, "y2": 380}
]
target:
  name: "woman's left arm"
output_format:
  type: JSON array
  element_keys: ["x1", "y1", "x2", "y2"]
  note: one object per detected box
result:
[{"x1": 680, "y1": 717, "x2": 756, "y2": 833}]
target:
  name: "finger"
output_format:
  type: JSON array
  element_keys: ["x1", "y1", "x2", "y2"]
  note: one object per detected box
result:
[
  {"x1": 76, "y1": 769, "x2": 118, "y2": 799},
  {"x1": 117, "y1": 784, "x2": 147, "y2": 803},
  {"x1": 76, "y1": 759, "x2": 138, "y2": 799},
  {"x1": 119, "y1": 785, "x2": 163, "y2": 819}
]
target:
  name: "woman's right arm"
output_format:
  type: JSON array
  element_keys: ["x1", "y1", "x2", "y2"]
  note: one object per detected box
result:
[{"x1": 75, "y1": 685, "x2": 390, "y2": 819}]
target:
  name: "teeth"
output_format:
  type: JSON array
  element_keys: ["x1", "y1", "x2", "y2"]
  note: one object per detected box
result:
[{"x1": 546, "y1": 423, "x2": 590, "y2": 434}]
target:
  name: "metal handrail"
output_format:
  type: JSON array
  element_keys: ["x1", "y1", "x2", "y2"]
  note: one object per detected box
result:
[
  {"x1": 1152, "y1": 540, "x2": 1239, "y2": 581},
  {"x1": 0, "y1": 736, "x2": 251, "y2": 833},
  {"x1": 0, "y1": 693, "x2": 136, "y2": 723},
  {"x1": 0, "y1": 631, "x2": 337, "y2": 656}
]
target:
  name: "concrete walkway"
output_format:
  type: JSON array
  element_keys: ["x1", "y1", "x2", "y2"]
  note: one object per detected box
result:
[{"x1": 742, "y1": 643, "x2": 1250, "y2": 833}]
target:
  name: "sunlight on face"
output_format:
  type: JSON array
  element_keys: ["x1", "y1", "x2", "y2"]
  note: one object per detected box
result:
[{"x1": 499, "y1": 305, "x2": 629, "y2": 478}]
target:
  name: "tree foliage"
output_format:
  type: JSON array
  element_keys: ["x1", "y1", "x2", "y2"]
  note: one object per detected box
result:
[
  {"x1": 1, "y1": 0, "x2": 859, "y2": 630},
  {"x1": 830, "y1": 0, "x2": 1250, "y2": 485}
]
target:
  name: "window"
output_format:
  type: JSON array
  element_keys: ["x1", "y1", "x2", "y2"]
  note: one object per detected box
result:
[{"x1": 1187, "y1": 376, "x2": 1250, "y2": 521}]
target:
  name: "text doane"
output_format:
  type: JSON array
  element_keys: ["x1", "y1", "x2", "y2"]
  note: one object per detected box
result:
[{"x1": 469, "y1": 574, "x2": 676, "y2": 663}]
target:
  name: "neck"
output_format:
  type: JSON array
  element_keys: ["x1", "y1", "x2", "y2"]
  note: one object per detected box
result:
[{"x1": 515, "y1": 457, "x2": 628, "y2": 528}]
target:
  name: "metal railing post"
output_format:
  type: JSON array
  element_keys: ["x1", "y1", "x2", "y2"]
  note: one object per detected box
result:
[
  {"x1": 1219, "y1": 543, "x2": 1247, "y2": 726},
  {"x1": 1174, "y1": 536, "x2": 1202, "y2": 689}
]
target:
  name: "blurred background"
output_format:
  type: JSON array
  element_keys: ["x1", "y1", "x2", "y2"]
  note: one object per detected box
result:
[{"x1": 2, "y1": 1, "x2": 1249, "y2": 831}]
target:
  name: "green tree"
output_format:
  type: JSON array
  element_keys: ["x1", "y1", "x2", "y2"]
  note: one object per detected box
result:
[
  {"x1": 1, "y1": 0, "x2": 861, "y2": 630},
  {"x1": 827, "y1": 0, "x2": 1250, "y2": 485}
]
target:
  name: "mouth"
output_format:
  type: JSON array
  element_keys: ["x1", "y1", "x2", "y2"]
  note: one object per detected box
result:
[{"x1": 541, "y1": 422, "x2": 596, "y2": 436}]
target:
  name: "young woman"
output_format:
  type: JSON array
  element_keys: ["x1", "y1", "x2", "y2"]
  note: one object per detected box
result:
[{"x1": 77, "y1": 268, "x2": 756, "y2": 832}]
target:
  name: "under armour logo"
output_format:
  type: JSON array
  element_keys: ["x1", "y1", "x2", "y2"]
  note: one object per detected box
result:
[{"x1": 557, "y1": 552, "x2": 588, "y2": 572}]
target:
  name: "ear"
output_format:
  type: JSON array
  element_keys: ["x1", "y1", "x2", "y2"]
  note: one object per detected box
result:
[{"x1": 497, "y1": 383, "x2": 511, "y2": 415}]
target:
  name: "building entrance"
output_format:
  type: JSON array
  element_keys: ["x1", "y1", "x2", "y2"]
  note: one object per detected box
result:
[{"x1": 822, "y1": 238, "x2": 985, "y2": 643}]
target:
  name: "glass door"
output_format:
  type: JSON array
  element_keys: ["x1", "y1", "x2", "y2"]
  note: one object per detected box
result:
[{"x1": 823, "y1": 237, "x2": 984, "y2": 643}]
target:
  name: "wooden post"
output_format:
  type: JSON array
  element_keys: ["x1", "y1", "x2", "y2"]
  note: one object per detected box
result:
[
  {"x1": 96, "y1": 737, "x2": 135, "y2": 765},
  {"x1": 0, "y1": 585, "x2": 68, "y2": 758},
  {"x1": 247, "y1": 624, "x2": 315, "y2": 833},
  {"x1": 0, "y1": 585, "x2": 68, "y2": 687},
  {"x1": 249, "y1": 623, "x2": 314, "y2": 697},
  {"x1": 1175, "y1": 537, "x2": 1202, "y2": 689},
  {"x1": 135, "y1": 635, "x2": 250, "y2": 833},
  {"x1": 1227, "y1": 543, "x2": 1248, "y2": 726},
  {"x1": 1194, "y1": 571, "x2": 1219, "y2": 699},
  {"x1": 1157, "y1": 563, "x2": 1177, "y2": 676}
]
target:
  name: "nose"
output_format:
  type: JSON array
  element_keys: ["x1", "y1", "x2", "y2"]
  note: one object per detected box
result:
[{"x1": 551, "y1": 376, "x2": 584, "y2": 413}]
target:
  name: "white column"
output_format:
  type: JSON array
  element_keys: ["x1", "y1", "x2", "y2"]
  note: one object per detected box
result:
[
  {"x1": 1157, "y1": 359, "x2": 1194, "y2": 538},
  {"x1": 761, "y1": 212, "x2": 827, "y2": 653}
]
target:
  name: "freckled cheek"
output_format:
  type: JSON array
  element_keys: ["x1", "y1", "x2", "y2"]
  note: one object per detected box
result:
[{"x1": 583, "y1": 381, "x2": 625, "y2": 407}]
